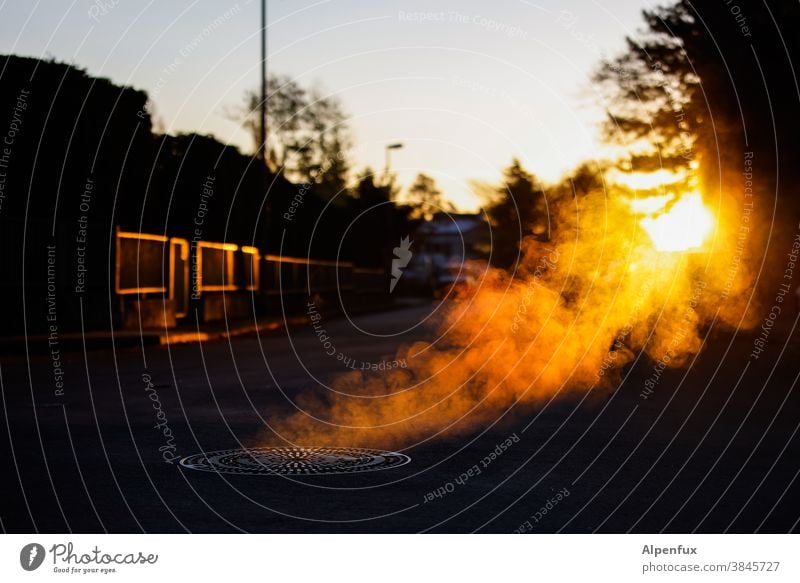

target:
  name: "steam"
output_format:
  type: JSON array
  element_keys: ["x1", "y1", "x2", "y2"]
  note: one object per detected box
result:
[{"x1": 265, "y1": 183, "x2": 759, "y2": 449}]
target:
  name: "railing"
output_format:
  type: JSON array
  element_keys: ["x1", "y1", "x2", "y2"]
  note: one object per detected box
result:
[
  {"x1": 115, "y1": 231, "x2": 189, "y2": 302},
  {"x1": 263, "y1": 254, "x2": 354, "y2": 296},
  {"x1": 115, "y1": 231, "x2": 383, "y2": 321}
]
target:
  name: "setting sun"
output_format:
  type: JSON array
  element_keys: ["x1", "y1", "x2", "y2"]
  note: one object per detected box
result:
[{"x1": 638, "y1": 191, "x2": 715, "y2": 252}]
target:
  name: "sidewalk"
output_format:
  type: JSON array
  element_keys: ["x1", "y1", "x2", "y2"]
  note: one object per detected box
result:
[
  {"x1": 0, "y1": 315, "x2": 309, "y2": 355},
  {"x1": 0, "y1": 298, "x2": 430, "y2": 355}
]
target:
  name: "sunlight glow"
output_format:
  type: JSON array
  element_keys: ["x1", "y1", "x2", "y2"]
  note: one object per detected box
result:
[
  {"x1": 610, "y1": 169, "x2": 686, "y2": 191},
  {"x1": 627, "y1": 193, "x2": 674, "y2": 214},
  {"x1": 639, "y1": 191, "x2": 715, "y2": 252}
]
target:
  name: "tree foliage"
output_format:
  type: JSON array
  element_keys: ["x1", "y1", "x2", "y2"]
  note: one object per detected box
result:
[
  {"x1": 596, "y1": 0, "x2": 800, "y2": 300},
  {"x1": 406, "y1": 173, "x2": 451, "y2": 221},
  {"x1": 484, "y1": 159, "x2": 547, "y2": 269},
  {"x1": 237, "y1": 74, "x2": 352, "y2": 200},
  {"x1": 596, "y1": 1, "x2": 800, "y2": 196}
]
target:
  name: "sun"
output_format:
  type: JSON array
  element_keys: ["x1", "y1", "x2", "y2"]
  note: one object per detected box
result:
[{"x1": 637, "y1": 191, "x2": 715, "y2": 252}]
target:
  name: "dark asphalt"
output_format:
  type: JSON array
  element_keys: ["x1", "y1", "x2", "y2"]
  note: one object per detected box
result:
[{"x1": 2, "y1": 302, "x2": 799, "y2": 533}]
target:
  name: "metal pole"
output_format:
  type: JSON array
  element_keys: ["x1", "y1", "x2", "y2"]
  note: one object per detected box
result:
[{"x1": 260, "y1": 0, "x2": 267, "y2": 165}]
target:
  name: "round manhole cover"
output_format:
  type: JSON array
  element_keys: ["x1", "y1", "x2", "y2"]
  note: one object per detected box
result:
[{"x1": 179, "y1": 446, "x2": 411, "y2": 476}]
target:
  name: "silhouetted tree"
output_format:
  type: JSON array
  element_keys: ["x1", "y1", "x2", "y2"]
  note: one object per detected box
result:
[
  {"x1": 484, "y1": 159, "x2": 547, "y2": 269},
  {"x1": 352, "y1": 167, "x2": 391, "y2": 206},
  {"x1": 340, "y1": 167, "x2": 414, "y2": 267},
  {"x1": 407, "y1": 173, "x2": 451, "y2": 221},
  {"x1": 0, "y1": 55, "x2": 154, "y2": 332},
  {"x1": 597, "y1": 2, "x2": 800, "y2": 201},
  {"x1": 236, "y1": 74, "x2": 352, "y2": 200},
  {"x1": 595, "y1": 0, "x2": 800, "y2": 295},
  {"x1": 562, "y1": 162, "x2": 607, "y2": 198},
  {"x1": 147, "y1": 133, "x2": 267, "y2": 245}
]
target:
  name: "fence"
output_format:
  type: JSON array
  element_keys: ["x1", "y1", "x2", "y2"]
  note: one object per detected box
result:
[{"x1": 115, "y1": 229, "x2": 388, "y2": 326}]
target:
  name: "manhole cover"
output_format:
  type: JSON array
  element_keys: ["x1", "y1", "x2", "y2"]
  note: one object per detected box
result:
[{"x1": 179, "y1": 446, "x2": 411, "y2": 476}]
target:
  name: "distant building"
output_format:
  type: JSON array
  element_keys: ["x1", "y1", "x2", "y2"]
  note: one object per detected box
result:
[
  {"x1": 415, "y1": 211, "x2": 491, "y2": 260},
  {"x1": 393, "y1": 212, "x2": 491, "y2": 296}
]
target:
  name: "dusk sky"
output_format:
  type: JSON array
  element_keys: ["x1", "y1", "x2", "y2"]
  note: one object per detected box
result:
[{"x1": 0, "y1": 0, "x2": 660, "y2": 209}]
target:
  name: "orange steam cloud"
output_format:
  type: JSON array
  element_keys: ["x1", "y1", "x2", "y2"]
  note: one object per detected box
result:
[{"x1": 264, "y1": 181, "x2": 759, "y2": 449}]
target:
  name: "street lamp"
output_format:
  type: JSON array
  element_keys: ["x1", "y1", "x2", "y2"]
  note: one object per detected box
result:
[
  {"x1": 384, "y1": 142, "x2": 403, "y2": 185},
  {"x1": 382, "y1": 143, "x2": 404, "y2": 286}
]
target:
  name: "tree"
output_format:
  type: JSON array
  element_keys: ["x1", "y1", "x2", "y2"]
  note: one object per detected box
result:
[
  {"x1": 148, "y1": 133, "x2": 267, "y2": 244},
  {"x1": 594, "y1": 7, "x2": 698, "y2": 178},
  {"x1": 352, "y1": 167, "x2": 392, "y2": 206},
  {"x1": 235, "y1": 74, "x2": 352, "y2": 200},
  {"x1": 406, "y1": 173, "x2": 451, "y2": 220},
  {"x1": 343, "y1": 167, "x2": 413, "y2": 268},
  {"x1": 595, "y1": 1, "x2": 800, "y2": 205},
  {"x1": 0, "y1": 55, "x2": 153, "y2": 333},
  {"x1": 484, "y1": 159, "x2": 546, "y2": 269},
  {"x1": 595, "y1": 0, "x2": 800, "y2": 314},
  {"x1": 552, "y1": 161, "x2": 608, "y2": 201}
]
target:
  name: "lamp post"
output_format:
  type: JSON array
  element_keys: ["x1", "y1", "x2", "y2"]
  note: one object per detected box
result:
[
  {"x1": 384, "y1": 142, "x2": 403, "y2": 186},
  {"x1": 259, "y1": 0, "x2": 271, "y2": 252},
  {"x1": 260, "y1": 0, "x2": 267, "y2": 165},
  {"x1": 382, "y1": 143, "x2": 403, "y2": 285}
]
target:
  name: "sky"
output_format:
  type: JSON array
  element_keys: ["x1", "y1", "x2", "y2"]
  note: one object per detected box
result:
[{"x1": 0, "y1": 0, "x2": 662, "y2": 210}]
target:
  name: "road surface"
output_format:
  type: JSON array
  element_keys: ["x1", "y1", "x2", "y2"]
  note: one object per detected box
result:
[{"x1": 2, "y1": 302, "x2": 799, "y2": 533}]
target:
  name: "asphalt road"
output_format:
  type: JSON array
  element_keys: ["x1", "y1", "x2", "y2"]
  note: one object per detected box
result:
[{"x1": 2, "y1": 302, "x2": 799, "y2": 533}]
